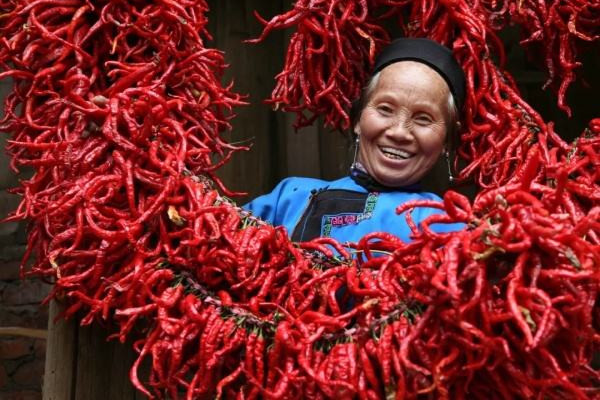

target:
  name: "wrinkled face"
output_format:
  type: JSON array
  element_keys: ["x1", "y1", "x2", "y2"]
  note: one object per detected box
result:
[{"x1": 356, "y1": 61, "x2": 451, "y2": 187}]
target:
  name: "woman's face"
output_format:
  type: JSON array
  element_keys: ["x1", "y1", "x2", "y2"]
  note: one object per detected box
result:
[{"x1": 356, "y1": 61, "x2": 451, "y2": 187}]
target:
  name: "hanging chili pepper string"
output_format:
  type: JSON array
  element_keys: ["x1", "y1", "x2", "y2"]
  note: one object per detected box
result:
[
  {"x1": 251, "y1": 0, "x2": 600, "y2": 188},
  {"x1": 248, "y1": 0, "x2": 391, "y2": 130}
]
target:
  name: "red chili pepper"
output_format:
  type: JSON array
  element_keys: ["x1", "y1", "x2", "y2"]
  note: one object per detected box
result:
[{"x1": 215, "y1": 364, "x2": 243, "y2": 398}]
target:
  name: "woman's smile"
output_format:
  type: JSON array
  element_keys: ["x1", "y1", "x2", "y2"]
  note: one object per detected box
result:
[{"x1": 378, "y1": 146, "x2": 414, "y2": 160}]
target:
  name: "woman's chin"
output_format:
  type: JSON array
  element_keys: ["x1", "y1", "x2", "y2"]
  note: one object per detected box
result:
[
  {"x1": 371, "y1": 169, "x2": 418, "y2": 188},
  {"x1": 368, "y1": 158, "x2": 420, "y2": 187}
]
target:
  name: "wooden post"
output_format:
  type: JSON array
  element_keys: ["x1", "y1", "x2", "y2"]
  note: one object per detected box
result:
[
  {"x1": 42, "y1": 301, "x2": 76, "y2": 400},
  {"x1": 43, "y1": 301, "x2": 148, "y2": 400},
  {"x1": 73, "y1": 324, "x2": 143, "y2": 400}
]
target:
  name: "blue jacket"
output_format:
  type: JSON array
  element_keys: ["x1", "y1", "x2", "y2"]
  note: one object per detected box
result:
[{"x1": 244, "y1": 176, "x2": 462, "y2": 243}]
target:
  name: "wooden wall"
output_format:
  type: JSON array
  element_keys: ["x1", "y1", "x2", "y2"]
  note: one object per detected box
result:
[{"x1": 208, "y1": 0, "x2": 354, "y2": 205}]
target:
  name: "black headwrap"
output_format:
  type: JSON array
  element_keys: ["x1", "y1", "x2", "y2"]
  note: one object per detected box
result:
[{"x1": 373, "y1": 38, "x2": 466, "y2": 110}]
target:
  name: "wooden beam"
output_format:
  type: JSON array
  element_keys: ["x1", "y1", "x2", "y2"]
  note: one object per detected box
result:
[
  {"x1": 43, "y1": 301, "x2": 76, "y2": 400},
  {"x1": 0, "y1": 326, "x2": 48, "y2": 339}
]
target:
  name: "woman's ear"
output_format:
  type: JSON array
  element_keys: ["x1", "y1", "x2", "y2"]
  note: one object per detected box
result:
[
  {"x1": 441, "y1": 145, "x2": 449, "y2": 158},
  {"x1": 445, "y1": 121, "x2": 461, "y2": 149},
  {"x1": 354, "y1": 124, "x2": 361, "y2": 136}
]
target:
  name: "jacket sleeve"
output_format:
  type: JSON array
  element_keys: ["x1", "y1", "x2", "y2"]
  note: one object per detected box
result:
[{"x1": 242, "y1": 179, "x2": 289, "y2": 225}]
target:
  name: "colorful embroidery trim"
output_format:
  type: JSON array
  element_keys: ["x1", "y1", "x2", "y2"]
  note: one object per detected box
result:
[{"x1": 321, "y1": 192, "x2": 379, "y2": 237}]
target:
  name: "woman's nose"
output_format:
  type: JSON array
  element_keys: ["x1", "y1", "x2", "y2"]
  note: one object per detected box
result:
[{"x1": 386, "y1": 117, "x2": 413, "y2": 141}]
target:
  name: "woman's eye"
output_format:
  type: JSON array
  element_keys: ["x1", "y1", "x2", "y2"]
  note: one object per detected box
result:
[
  {"x1": 376, "y1": 105, "x2": 393, "y2": 115},
  {"x1": 414, "y1": 114, "x2": 433, "y2": 125}
]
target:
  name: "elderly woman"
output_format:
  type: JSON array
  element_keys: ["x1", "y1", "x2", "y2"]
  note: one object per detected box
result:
[{"x1": 244, "y1": 38, "x2": 465, "y2": 243}]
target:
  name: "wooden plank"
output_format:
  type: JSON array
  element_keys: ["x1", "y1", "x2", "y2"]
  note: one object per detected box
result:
[
  {"x1": 318, "y1": 123, "x2": 353, "y2": 181},
  {"x1": 0, "y1": 327, "x2": 47, "y2": 339},
  {"x1": 74, "y1": 324, "x2": 139, "y2": 400},
  {"x1": 43, "y1": 301, "x2": 76, "y2": 400},
  {"x1": 285, "y1": 117, "x2": 321, "y2": 178},
  {"x1": 208, "y1": 0, "x2": 289, "y2": 202},
  {"x1": 206, "y1": 0, "x2": 356, "y2": 197}
]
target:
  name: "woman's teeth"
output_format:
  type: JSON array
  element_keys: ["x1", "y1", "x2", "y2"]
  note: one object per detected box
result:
[{"x1": 380, "y1": 147, "x2": 412, "y2": 160}]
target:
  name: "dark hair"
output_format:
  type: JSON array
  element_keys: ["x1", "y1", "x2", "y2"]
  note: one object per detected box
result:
[{"x1": 373, "y1": 38, "x2": 466, "y2": 110}]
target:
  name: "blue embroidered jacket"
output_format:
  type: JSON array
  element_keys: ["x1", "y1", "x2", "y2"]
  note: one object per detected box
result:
[{"x1": 243, "y1": 176, "x2": 462, "y2": 243}]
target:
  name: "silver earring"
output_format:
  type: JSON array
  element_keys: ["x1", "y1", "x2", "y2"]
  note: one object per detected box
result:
[
  {"x1": 351, "y1": 134, "x2": 360, "y2": 169},
  {"x1": 445, "y1": 149, "x2": 455, "y2": 183}
]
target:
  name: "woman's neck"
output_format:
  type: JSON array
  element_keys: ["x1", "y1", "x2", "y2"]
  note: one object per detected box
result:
[{"x1": 349, "y1": 163, "x2": 422, "y2": 192}]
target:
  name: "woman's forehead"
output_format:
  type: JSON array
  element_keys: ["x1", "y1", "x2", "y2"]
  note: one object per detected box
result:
[{"x1": 373, "y1": 61, "x2": 450, "y2": 101}]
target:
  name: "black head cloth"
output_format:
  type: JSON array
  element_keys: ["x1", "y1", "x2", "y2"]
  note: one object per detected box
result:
[{"x1": 373, "y1": 38, "x2": 466, "y2": 110}]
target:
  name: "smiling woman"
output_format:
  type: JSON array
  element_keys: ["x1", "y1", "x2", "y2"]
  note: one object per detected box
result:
[{"x1": 244, "y1": 38, "x2": 466, "y2": 244}]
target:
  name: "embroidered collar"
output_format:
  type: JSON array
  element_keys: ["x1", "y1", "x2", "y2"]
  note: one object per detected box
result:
[{"x1": 349, "y1": 163, "x2": 422, "y2": 193}]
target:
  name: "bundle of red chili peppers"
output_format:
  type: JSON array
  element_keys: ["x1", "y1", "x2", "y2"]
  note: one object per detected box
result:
[
  {"x1": 253, "y1": 0, "x2": 600, "y2": 187},
  {"x1": 1, "y1": 0, "x2": 599, "y2": 399},
  {"x1": 247, "y1": 0, "x2": 390, "y2": 130},
  {"x1": 482, "y1": 0, "x2": 600, "y2": 117}
]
